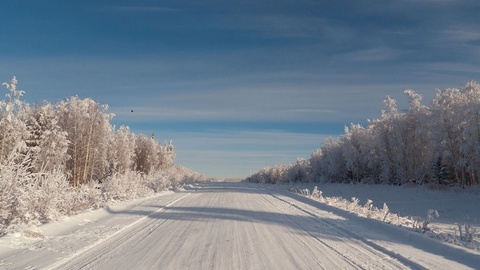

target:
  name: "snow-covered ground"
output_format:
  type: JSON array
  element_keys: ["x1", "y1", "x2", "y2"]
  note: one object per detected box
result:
[
  {"x1": 282, "y1": 182, "x2": 480, "y2": 250},
  {"x1": 0, "y1": 182, "x2": 479, "y2": 269},
  {"x1": 284, "y1": 183, "x2": 480, "y2": 225}
]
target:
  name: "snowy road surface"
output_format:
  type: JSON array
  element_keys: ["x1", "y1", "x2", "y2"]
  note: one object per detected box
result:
[{"x1": 1, "y1": 182, "x2": 479, "y2": 269}]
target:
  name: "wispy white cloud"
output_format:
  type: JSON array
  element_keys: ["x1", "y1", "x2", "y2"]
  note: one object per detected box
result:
[
  {"x1": 98, "y1": 5, "x2": 179, "y2": 14},
  {"x1": 404, "y1": 0, "x2": 469, "y2": 3},
  {"x1": 337, "y1": 46, "x2": 403, "y2": 63},
  {"x1": 443, "y1": 28, "x2": 480, "y2": 42},
  {"x1": 423, "y1": 62, "x2": 480, "y2": 74},
  {"x1": 113, "y1": 6, "x2": 179, "y2": 12},
  {"x1": 223, "y1": 14, "x2": 324, "y2": 39},
  {"x1": 287, "y1": 109, "x2": 336, "y2": 114},
  {"x1": 215, "y1": 12, "x2": 356, "y2": 43}
]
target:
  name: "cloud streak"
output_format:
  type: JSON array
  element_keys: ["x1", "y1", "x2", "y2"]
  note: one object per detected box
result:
[{"x1": 111, "y1": 6, "x2": 179, "y2": 13}]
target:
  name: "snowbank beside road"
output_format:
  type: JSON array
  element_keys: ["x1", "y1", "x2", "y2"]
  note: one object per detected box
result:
[{"x1": 284, "y1": 183, "x2": 480, "y2": 251}]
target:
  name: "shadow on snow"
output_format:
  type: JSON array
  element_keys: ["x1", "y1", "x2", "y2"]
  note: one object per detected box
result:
[{"x1": 106, "y1": 181, "x2": 479, "y2": 269}]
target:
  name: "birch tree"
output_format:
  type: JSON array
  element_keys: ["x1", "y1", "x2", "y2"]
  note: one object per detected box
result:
[
  {"x1": 57, "y1": 97, "x2": 114, "y2": 186},
  {"x1": 113, "y1": 125, "x2": 135, "y2": 174}
]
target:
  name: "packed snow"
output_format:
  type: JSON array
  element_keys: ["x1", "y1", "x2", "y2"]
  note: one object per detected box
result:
[
  {"x1": 285, "y1": 182, "x2": 480, "y2": 251},
  {"x1": 0, "y1": 182, "x2": 479, "y2": 269}
]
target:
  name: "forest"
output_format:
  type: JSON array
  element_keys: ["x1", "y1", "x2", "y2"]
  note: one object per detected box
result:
[
  {"x1": 0, "y1": 77, "x2": 202, "y2": 234},
  {"x1": 247, "y1": 81, "x2": 480, "y2": 187}
]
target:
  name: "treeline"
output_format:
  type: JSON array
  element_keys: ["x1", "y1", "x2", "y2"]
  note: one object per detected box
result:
[
  {"x1": 0, "y1": 77, "x2": 202, "y2": 234},
  {"x1": 247, "y1": 81, "x2": 480, "y2": 187}
]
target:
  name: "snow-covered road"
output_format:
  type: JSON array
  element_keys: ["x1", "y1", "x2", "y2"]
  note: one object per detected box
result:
[{"x1": 1, "y1": 182, "x2": 479, "y2": 269}]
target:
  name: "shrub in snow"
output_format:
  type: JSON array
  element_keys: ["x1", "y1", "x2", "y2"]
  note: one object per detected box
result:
[
  {"x1": 427, "y1": 209, "x2": 439, "y2": 221},
  {"x1": 456, "y1": 224, "x2": 477, "y2": 244},
  {"x1": 411, "y1": 217, "x2": 429, "y2": 232},
  {"x1": 102, "y1": 171, "x2": 154, "y2": 201},
  {"x1": 350, "y1": 197, "x2": 360, "y2": 210},
  {"x1": 142, "y1": 171, "x2": 171, "y2": 192},
  {"x1": 289, "y1": 186, "x2": 311, "y2": 196},
  {"x1": 311, "y1": 186, "x2": 322, "y2": 199},
  {"x1": 0, "y1": 148, "x2": 33, "y2": 235},
  {"x1": 0, "y1": 147, "x2": 71, "y2": 234},
  {"x1": 382, "y1": 203, "x2": 390, "y2": 222},
  {"x1": 26, "y1": 169, "x2": 71, "y2": 224}
]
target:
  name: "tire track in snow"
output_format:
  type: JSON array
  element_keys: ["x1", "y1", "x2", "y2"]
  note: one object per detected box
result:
[
  {"x1": 256, "y1": 189, "x2": 419, "y2": 269},
  {"x1": 48, "y1": 193, "x2": 191, "y2": 270}
]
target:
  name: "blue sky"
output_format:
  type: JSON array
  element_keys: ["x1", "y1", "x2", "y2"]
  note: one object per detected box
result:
[{"x1": 1, "y1": 0, "x2": 480, "y2": 178}]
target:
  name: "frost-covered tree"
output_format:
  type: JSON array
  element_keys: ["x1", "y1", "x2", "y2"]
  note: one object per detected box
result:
[
  {"x1": 57, "y1": 97, "x2": 114, "y2": 186},
  {"x1": 309, "y1": 148, "x2": 323, "y2": 182},
  {"x1": 113, "y1": 125, "x2": 135, "y2": 174},
  {"x1": 158, "y1": 140, "x2": 175, "y2": 170},
  {"x1": 432, "y1": 157, "x2": 452, "y2": 185},
  {"x1": 457, "y1": 81, "x2": 480, "y2": 185},
  {"x1": 341, "y1": 124, "x2": 372, "y2": 183},
  {"x1": 25, "y1": 103, "x2": 69, "y2": 172},
  {"x1": 134, "y1": 134, "x2": 159, "y2": 174},
  {"x1": 0, "y1": 77, "x2": 29, "y2": 164},
  {"x1": 370, "y1": 96, "x2": 402, "y2": 184},
  {"x1": 320, "y1": 137, "x2": 347, "y2": 182},
  {"x1": 430, "y1": 87, "x2": 468, "y2": 186},
  {"x1": 403, "y1": 89, "x2": 432, "y2": 184},
  {"x1": 287, "y1": 158, "x2": 309, "y2": 182},
  {"x1": 133, "y1": 134, "x2": 176, "y2": 175}
]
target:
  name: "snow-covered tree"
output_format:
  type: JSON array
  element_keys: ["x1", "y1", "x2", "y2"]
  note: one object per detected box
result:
[
  {"x1": 458, "y1": 81, "x2": 480, "y2": 185},
  {"x1": 112, "y1": 125, "x2": 136, "y2": 174},
  {"x1": 57, "y1": 97, "x2": 114, "y2": 186},
  {"x1": 320, "y1": 137, "x2": 347, "y2": 182},
  {"x1": 25, "y1": 103, "x2": 69, "y2": 172},
  {"x1": 430, "y1": 87, "x2": 468, "y2": 186},
  {"x1": 287, "y1": 158, "x2": 309, "y2": 182},
  {"x1": 134, "y1": 134, "x2": 159, "y2": 174},
  {"x1": 309, "y1": 148, "x2": 323, "y2": 182},
  {"x1": 369, "y1": 96, "x2": 402, "y2": 184},
  {"x1": 158, "y1": 140, "x2": 175, "y2": 170},
  {"x1": 0, "y1": 77, "x2": 29, "y2": 164},
  {"x1": 341, "y1": 124, "x2": 372, "y2": 183},
  {"x1": 403, "y1": 89, "x2": 432, "y2": 184}
]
